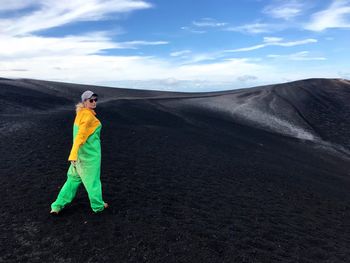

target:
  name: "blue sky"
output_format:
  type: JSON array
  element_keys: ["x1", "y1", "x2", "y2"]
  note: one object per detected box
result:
[{"x1": 0, "y1": 0, "x2": 349, "y2": 91}]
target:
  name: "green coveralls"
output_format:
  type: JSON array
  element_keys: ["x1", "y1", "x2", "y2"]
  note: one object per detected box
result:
[{"x1": 51, "y1": 109, "x2": 105, "y2": 213}]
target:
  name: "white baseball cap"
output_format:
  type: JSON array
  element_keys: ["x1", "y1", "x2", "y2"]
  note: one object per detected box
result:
[{"x1": 81, "y1": 90, "x2": 98, "y2": 102}]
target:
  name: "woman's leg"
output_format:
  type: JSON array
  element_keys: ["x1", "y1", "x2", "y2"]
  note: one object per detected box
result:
[
  {"x1": 51, "y1": 163, "x2": 82, "y2": 212},
  {"x1": 77, "y1": 161, "x2": 105, "y2": 212}
]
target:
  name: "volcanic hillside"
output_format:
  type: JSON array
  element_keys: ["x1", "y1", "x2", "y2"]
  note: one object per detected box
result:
[{"x1": 0, "y1": 77, "x2": 350, "y2": 263}]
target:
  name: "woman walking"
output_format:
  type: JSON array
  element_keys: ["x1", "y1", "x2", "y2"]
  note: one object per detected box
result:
[{"x1": 50, "y1": 90, "x2": 108, "y2": 214}]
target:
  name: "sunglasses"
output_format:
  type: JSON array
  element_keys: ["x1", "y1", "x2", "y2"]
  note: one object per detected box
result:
[{"x1": 88, "y1": 98, "x2": 98, "y2": 103}]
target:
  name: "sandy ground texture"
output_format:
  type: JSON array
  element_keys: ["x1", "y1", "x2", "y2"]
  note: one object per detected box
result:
[{"x1": 1, "y1": 78, "x2": 350, "y2": 262}]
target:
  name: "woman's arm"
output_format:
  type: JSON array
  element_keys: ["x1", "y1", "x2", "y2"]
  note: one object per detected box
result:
[{"x1": 68, "y1": 112, "x2": 93, "y2": 161}]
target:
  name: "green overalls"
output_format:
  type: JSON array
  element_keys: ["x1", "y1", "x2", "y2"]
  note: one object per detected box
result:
[{"x1": 51, "y1": 108, "x2": 105, "y2": 213}]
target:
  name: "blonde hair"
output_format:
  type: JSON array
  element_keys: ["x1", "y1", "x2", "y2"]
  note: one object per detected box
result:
[{"x1": 75, "y1": 102, "x2": 85, "y2": 113}]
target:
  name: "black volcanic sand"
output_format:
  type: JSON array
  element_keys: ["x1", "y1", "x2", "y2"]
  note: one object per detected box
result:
[{"x1": 1, "y1": 78, "x2": 350, "y2": 262}]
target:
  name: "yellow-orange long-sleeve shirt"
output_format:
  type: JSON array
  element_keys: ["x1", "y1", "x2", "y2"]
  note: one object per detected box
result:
[{"x1": 68, "y1": 108, "x2": 101, "y2": 161}]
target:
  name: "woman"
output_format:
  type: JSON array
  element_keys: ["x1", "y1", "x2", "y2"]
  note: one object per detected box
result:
[{"x1": 50, "y1": 90, "x2": 108, "y2": 214}]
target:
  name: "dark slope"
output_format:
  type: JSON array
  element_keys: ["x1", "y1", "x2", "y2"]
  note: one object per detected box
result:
[
  {"x1": 0, "y1": 78, "x2": 350, "y2": 263},
  {"x1": 0, "y1": 78, "x2": 227, "y2": 114}
]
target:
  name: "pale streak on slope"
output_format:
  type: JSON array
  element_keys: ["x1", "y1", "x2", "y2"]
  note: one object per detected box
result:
[{"x1": 163, "y1": 89, "x2": 317, "y2": 141}]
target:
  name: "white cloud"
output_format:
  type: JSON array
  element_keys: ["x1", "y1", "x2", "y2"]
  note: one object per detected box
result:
[
  {"x1": 172, "y1": 49, "x2": 247, "y2": 65},
  {"x1": 0, "y1": 50, "x2": 341, "y2": 91},
  {"x1": 0, "y1": 33, "x2": 167, "y2": 58},
  {"x1": 225, "y1": 37, "x2": 317, "y2": 52},
  {"x1": 0, "y1": 33, "x2": 114, "y2": 58},
  {"x1": 225, "y1": 22, "x2": 282, "y2": 34},
  {"x1": 0, "y1": 0, "x2": 38, "y2": 12},
  {"x1": 305, "y1": 0, "x2": 350, "y2": 31},
  {"x1": 192, "y1": 18, "x2": 227, "y2": 27},
  {"x1": 263, "y1": 37, "x2": 284, "y2": 43},
  {"x1": 170, "y1": 50, "x2": 192, "y2": 57},
  {"x1": 274, "y1": 39, "x2": 317, "y2": 47},
  {"x1": 117, "y1": 40, "x2": 169, "y2": 49},
  {"x1": 267, "y1": 51, "x2": 326, "y2": 61},
  {"x1": 181, "y1": 26, "x2": 206, "y2": 34},
  {"x1": 167, "y1": 58, "x2": 270, "y2": 83},
  {"x1": 0, "y1": 0, "x2": 152, "y2": 36},
  {"x1": 237, "y1": 75, "x2": 258, "y2": 82},
  {"x1": 226, "y1": 44, "x2": 266, "y2": 52},
  {"x1": 111, "y1": 78, "x2": 257, "y2": 92},
  {"x1": 0, "y1": 53, "x2": 273, "y2": 90},
  {"x1": 0, "y1": 0, "x2": 167, "y2": 58},
  {"x1": 0, "y1": 0, "x2": 38, "y2": 11},
  {"x1": 263, "y1": 1, "x2": 305, "y2": 20},
  {"x1": 179, "y1": 53, "x2": 223, "y2": 64},
  {"x1": 181, "y1": 17, "x2": 227, "y2": 34}
]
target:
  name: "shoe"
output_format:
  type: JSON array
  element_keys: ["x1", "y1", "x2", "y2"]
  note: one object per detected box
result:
[
  {"x1": 93, "y1": 203, "x2": 109, "y2": 214},
  {"x1": 50, "y1": 209, "x2": 60, "y2": 215}
]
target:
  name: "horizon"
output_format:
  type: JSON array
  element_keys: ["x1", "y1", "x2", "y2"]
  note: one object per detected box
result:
[
  {"x1": 0, "y1": 0, "x2": 350, "y2": 92},
  {"x1": 2, "y1": 77, "x2": 349, "y2": 94}
]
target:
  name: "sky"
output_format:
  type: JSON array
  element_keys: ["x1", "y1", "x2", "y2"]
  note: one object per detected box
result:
[{"x1": 0, "y1": 0, "x2": 349, "y2": 92}]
